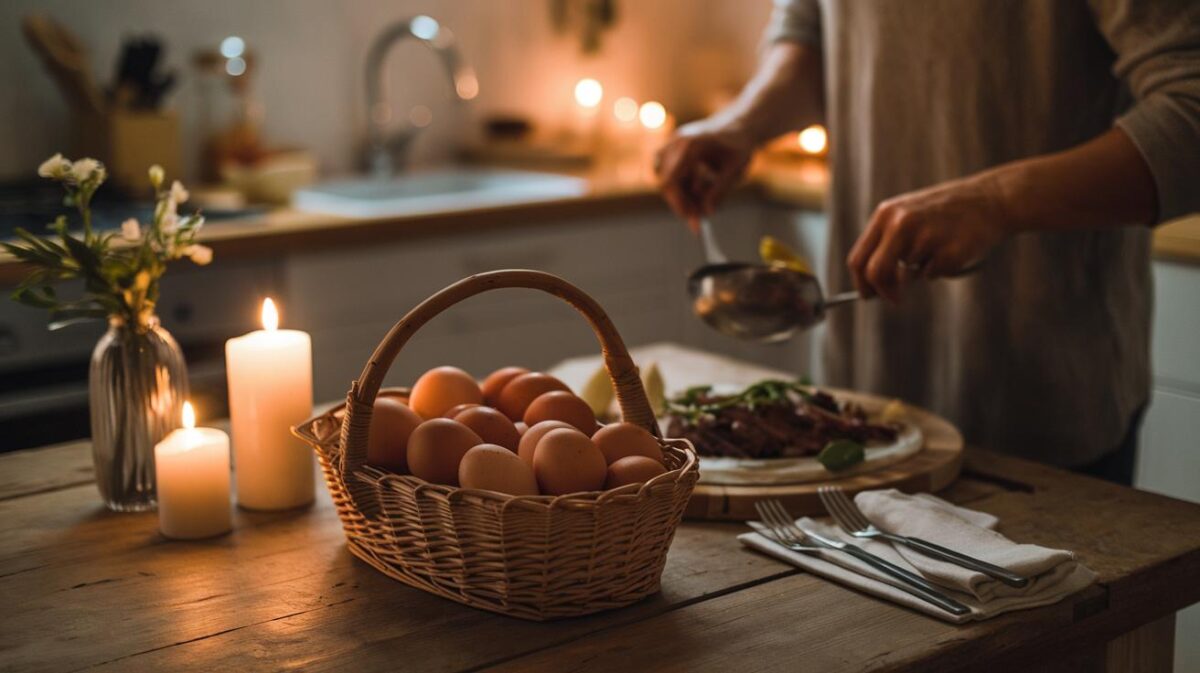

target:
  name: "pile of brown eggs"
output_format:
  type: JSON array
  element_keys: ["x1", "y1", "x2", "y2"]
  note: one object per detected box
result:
[{"x1": 365, "y1": 366, "x2": 667, "y2": 496}]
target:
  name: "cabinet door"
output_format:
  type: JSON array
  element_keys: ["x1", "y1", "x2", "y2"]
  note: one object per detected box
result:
[{"x1": 1136, "y1": 387, "x2": 1200, "y2": 503}]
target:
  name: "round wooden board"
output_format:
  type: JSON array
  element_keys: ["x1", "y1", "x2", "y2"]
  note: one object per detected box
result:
[{"x1": 681, "y1": 388, "x2": 964, "y2": 521}]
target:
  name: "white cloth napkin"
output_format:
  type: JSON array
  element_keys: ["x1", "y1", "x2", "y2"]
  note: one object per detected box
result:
[{"x1": 739, "y1": 489, "x2": 1097, "y2": 623}]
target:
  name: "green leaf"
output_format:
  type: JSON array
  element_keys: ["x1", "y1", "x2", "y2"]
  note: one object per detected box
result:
[
  {"x1": 47, "y1": 307, "x2": 108, "y2": 330},
  {"x1": 817, "y1": 440, "x2": 865, "y2": 472}
]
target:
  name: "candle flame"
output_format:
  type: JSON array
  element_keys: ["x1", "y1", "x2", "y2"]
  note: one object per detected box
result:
[
  {"x1": 261, "y1": 298, "x2": 279, "y2": 331},
  {"x1": 182, "y1": 401, "x2": 196, "y2": 430},
  {"x1": 639, "y1": 101, "x2": 667, "y2": 130},
  {"x1": 798, "y1": 125, "x2": 827, "y2": 154}
]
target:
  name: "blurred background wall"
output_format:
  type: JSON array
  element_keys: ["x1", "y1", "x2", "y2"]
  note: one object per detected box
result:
[{"x1": 0, "y1": 0, "x2": 771, "y2": 181}]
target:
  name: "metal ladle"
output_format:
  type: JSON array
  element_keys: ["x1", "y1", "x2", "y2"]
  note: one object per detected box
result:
[
  {"x1": 688, "y1": 218, "x2": 981, "y2": 342},
  {"x1": 689, "y1": 218, "x2": 853, "y2": 343},
  {"x1": 688, "y1": 261, "x2": 858, "y2": 343}
]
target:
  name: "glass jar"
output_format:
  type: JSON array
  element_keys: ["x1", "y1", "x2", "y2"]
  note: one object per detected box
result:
[{"x1": 88, "y1": 315, "x2": 189, "y2": 512}]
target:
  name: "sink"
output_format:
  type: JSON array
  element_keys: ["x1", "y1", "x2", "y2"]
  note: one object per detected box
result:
[{"x1": 292, "y1": 168, "x2": 588, "y2": 218}]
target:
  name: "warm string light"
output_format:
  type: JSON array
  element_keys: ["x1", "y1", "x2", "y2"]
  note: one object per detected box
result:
[
  {"x1": 798, "y1": 125, "x2": 827, "y2": 154},
  {"x1": 613, "y1": 97, "x2": 638, "y2": 123},
  {"x1": 574, "y1": 78, "x2": 603, "y2": 109},
  {"x1": 638, "y1": 101, "x2": 667, "y2": 130},
  {"x1": 261, "y1": 298, "x2": 279, "y2": 332}
]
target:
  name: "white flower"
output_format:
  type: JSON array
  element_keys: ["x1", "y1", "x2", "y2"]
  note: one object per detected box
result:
[
  {"x1": 161, "y1": 200, "x2": 179, "y2": 232},
  {"x1": 37, "y1": 153, "x2": 72, "y2": 179},
  {"x1": 121, "y1": 218, "x2": 141, "y2": 241},
  {"x1": 169, "y1": 180, "x2": 189, "y2": 204},
  {"x1": 71, "y1": 158, "x2": 102, "y2": 182},
  {"x1": 148, "y1": 165, "x2": 164, "y2": 189},
  {"x1": 184, "y1": 244, "x2": 213, "y2": 266}
]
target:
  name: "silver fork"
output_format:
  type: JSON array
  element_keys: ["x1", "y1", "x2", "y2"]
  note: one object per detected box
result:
[
  {"x1": 818, "y1": 486, "x2": 1030, "y2": 589},
  {"x1": 754, "y1": 500, "x2": 970, "y2": 616}
]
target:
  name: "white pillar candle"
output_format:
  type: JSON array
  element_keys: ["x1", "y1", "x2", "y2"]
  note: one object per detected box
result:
[
  {"x1": 155, "y1": 402, "x2": 232, "y2": 540},
  {"x1": 225, "y1": 298, "x2": 315, "y2": 510}
]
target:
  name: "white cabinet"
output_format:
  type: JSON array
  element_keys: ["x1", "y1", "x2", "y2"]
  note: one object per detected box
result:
[
  {"x1": 282, "y1": 201, "x2": 820, "y2": 403},
  {"x1": 1137, "y1": 258, "x2": 1200, "y2": 673}
]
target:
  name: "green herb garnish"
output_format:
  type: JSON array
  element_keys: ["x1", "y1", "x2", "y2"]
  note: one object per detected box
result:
[
  {"x1": 665, "y1": 378, "x2": 814, "y2": 423},
  {"x1": 817, "y1": 439, "x2": 865, "y2": 471}
]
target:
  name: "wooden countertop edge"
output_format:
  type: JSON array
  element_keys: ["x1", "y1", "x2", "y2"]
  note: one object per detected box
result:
[{"x1": 3, "y1": 171, "x2": 1195, "y2": 288}]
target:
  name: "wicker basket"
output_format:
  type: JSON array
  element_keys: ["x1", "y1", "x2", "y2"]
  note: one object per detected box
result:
[{"x1": 293, "y1": 270, "x2": 700, "y2": 621}]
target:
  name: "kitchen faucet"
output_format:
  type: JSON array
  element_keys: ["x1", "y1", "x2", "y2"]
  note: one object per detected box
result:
[{"x1": 364, "y1": 15, "x2": 478, "y2": 179}]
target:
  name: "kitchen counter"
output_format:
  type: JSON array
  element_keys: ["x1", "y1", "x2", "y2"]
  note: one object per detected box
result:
[
  {"x1": 1, "y1": 346, "x2": 1198, "y2": 672},
  {"x1": 0, "y1": 160, "x2": 823, "y2": 287},
  {"x1": 1154, "y1": 215, "x2": 1200, "y2": 265},
  {"x1": 2, "y1": 158, "x2": 1194, "y2": 288}
]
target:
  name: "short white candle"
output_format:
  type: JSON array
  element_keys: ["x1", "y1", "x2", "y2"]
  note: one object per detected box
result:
[
  {"x1": 155, "y1": 402, "x2": 232, "y2": 540},
  {"x1": 225, "y1": 298, "x2": 315, "y2": 511}
]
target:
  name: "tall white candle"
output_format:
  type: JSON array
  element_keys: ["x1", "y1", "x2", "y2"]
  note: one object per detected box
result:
[
  {"x1": 155, "y1": 402, "x2": 232, "y2": 540},
  {"x1": 225, "y1": 298, "x2": 315, "y2": 510}
]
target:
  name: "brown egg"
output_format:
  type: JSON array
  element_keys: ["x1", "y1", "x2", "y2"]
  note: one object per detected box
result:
[
  {"x1": 523, "y1": 391, "x2": 597, "y2": 434},
  {"x1": 605, "y1": 456, "x2": 668, "y2": 489},
  {"x1": 443, "y1": 403, "x2": 480, "y2": 418},
  {"x1": 515, "y1": 421, "x2": 529, "y2": 436},
  {"x1": 517, "y1": 420, "x2": 575, "y2": 468},
  {"x1": 495, "y1": 372, "x2": 570, "y2": 421},
  {"x1": 458, "y1": 444, "x2": 539, "y2": 496},
  {"x1": 408, "y1": 366, "x2": 483, "y2": 419},
  {"x1": 532, "y1": 428, "x2": 607, "y2": 495},
  {"x1": 406, "y1": 418, "x2": 483, "y2": 486},
  {"x1": 364, "y1": 397, "x2": 423, "y2": 473},
  {"x1": 481, "y1": 366, "x2": 530, "y2": 406},
  {"x1": 592, "y1": 422, "x2": 664, "y2": 465},
  {"x1": 453, "y1": 406, "x2": 521, "y2": 451}
]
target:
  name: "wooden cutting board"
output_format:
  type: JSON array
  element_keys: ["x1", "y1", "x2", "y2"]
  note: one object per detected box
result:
[{"x1": 550, "y1": 343, "x2": 963, "y2": 522}]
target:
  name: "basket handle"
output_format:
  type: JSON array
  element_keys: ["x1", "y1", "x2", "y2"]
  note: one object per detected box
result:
[{"x1": 338, "y1": 270, "x2": 658, "y2": 481}]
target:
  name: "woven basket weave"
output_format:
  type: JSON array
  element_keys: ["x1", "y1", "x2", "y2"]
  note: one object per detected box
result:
[{"x1": 293, "y1": 270, "x2": 699, "y2": 620}]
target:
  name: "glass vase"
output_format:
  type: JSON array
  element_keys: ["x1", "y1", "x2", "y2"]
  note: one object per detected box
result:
[{"x1": 88, "y1": 315, "x2": 189, "y2": 512}]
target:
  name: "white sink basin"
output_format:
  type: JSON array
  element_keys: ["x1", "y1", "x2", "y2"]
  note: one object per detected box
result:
[{"x1": 292, "y1": 168, "x2": 588, "y2": 218}]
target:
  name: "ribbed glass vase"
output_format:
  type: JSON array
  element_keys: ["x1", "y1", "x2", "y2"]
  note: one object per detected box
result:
[{"x1": 88, "y1": 315, "x2": 188, "y2": 512}]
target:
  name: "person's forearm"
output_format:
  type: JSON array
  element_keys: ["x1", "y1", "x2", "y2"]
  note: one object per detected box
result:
[
  {"x1": 990, "y1": 127, "x2": 1158, "y2": 233},
  {"x1": 700, "y1": 42, "x2": 824, "y2": 144}
]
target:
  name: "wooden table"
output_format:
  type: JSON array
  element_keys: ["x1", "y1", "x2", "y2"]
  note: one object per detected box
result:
[{"x1": 4, "y1": 372, "x2": 1200, "y2": 671}]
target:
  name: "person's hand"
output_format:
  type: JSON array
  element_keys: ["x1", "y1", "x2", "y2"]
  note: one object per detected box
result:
[
  {"x1": 847, "y1": 174, "x2": 1015, "y2": 302},
  {"x1": 655, "y1": 122, "x2": 755, "y2": 231}
]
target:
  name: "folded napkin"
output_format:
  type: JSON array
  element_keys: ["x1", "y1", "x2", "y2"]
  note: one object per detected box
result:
[{"x1": 739, "y1": 489, "x2": 1097, "y2": 623}]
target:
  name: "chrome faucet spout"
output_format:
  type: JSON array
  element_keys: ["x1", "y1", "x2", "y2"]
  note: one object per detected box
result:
[{"x1": 364, "y1": 15, "x2": 478, "y2": 179}]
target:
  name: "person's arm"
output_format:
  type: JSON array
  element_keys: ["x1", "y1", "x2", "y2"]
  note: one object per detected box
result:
[
  {"x1": 848, "y1": 0, "x2": 1200, "y2": 301},
  {"x1": 657, "y1": 1, "x2": 824, "y2": 230},
  {"x1": 845, "y1": 128, "x2": 1157, "y2": 301}
]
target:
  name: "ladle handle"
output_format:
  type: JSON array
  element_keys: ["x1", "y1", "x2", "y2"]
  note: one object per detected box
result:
[
  {"x1": 699, "y1": 218, "x2": 729, "y2": 264},
  {"x1": 822, "y1": 290, "x2": 861, "y2": 310},
  {"x1": 821, "y1": 258, "x2": 985, "y2": 311}
]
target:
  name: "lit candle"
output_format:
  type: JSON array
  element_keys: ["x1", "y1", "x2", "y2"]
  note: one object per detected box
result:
[
  {"x1": 155, "y1": 402, "x2": 232, "y2": 540},
  {"x1": 225, "y1": 298, "x2": 315, "y2": 510}
]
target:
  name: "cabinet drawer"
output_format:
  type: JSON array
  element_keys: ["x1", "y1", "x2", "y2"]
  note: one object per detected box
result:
[{"x1": 1151, "y1": 261, "x2": 1200, "y2": 391}]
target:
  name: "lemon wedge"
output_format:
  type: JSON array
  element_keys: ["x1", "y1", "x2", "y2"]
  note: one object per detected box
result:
[
  {"x1": 579, "y1": 364, "x2": 615, "y2": 417},
  {"x1": 640, "y1": 361, "x2": 666, "y2": 417},
  {"x1": 759, "y1": 235, "x2": 812, "y2": 274}
]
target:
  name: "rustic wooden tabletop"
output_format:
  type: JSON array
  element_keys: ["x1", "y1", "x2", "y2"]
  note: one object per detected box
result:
[{"x1": 3, "y1": 352, "x2": 1199, "y2": 672}]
